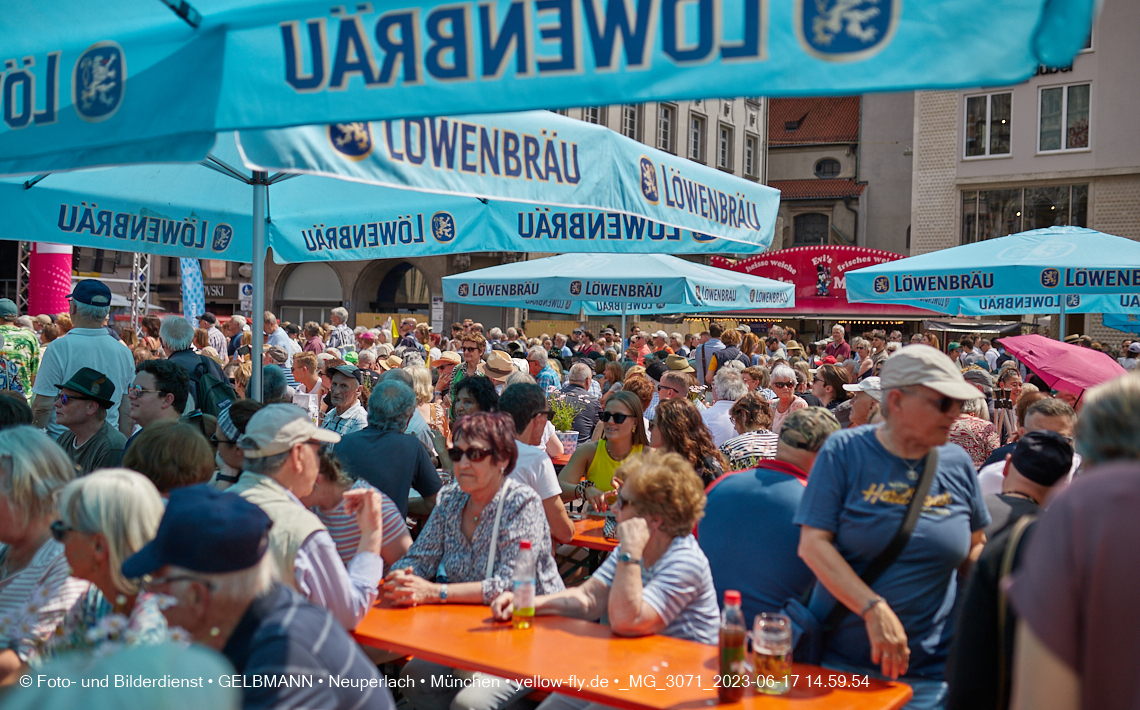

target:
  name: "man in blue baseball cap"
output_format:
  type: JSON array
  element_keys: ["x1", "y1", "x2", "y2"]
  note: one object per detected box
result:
[
  {"x1": 123, "y1": 485, "x2": 395, "y2": 710},
  {"x1": 31, "y1": 279, "x2": 135, "y2": 441}
]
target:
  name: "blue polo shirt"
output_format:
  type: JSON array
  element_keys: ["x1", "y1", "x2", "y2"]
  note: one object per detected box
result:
[
  {"x1": 699, "y1": 460, "x2": 814, "y2": 624},
  {"x1": 793, "y1": 425, "x2": 989, "y2": 679}
]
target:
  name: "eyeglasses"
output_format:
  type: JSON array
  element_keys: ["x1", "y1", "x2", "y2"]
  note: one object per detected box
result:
[
  {"x1": 139, "y1": 574, "x2": 217, "y2": 593},
  {"x1": 600, "y1": 411, "x2": 633, "y2": 423},
  {"x1": 656, "y1": 384, "x2": 682, "y2": 395},
  {"x1": 55, "y1": 393, "x2": 92, "y2": 405},
  {"x1": 210, "y1": 434, "x2": 237, "y2": 448},
  {"x1": 448, "y1": 446, "x2": 494, "y2": 462},
  {"x1": 613, "y1": 492, "x2": 635, "y2": 511},
  {"x1": 461, "y1": 346, "x2": 480, "y2": 352},
  {"x1": 771, "y1": 381, "x2": 795, "y2": 389},
  {"x1": 903, "y1": 388, "x2": 962, "y2": 414},
  {"x1": 50, "y1": 520, "x2": 85, "y2": 542},
  {"x1": 127, "y1": 384, "x2": 162, "y2": 398}
]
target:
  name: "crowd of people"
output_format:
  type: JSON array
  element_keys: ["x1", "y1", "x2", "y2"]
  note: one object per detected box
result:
[{"x1": 0, "y1": 278, "x2": 1137, "y2": 710}]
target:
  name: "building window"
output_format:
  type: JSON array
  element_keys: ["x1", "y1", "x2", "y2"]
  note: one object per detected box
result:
[
  {"x1": 961, "y1": 184, "x2": 1088, "y2": 244},
  {"x1": 793, "y1": 213, "x2": 829, "y2": 246},
  {"x1": 1039, "y1": 83, "x2": 1090, "y2": 152},
  {"x1": 621, "y1": 105, "x2": 642, "y2": 141},
  {"x1": 689, "y1": 114, "x2": 706, "y2": 162},
  {"x1": 717, "y1": 124, "x2": 733, "y2": 170},
  {"x1": 583, "y1": 107, "x2": 604, "y2": 124},
  {"x1": 552, "y1": 108, "x2": 568, "y2": 116},
  {"x1": 964, "y1": 92, "x2": 1012, "y2": 157},
  {"x1": 744, "y1": 134, "x2": 759, "y2": 178},
  {"x1": 657, "y1": 104, "x2": 676, "y2": 153},
  {"x1": 814, "y1": 158, "x2": 841, "y2": 178},
  {"x1": 73, "y1": 248, "x2": 121, "y2": 275}
]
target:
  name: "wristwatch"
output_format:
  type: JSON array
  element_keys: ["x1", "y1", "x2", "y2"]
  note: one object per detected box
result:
[
  {"x1": 439, "y1": 584, "x2": 449, "y2": 603},
  {"x1": 617, "y1": 551, "x2": 642, "y2": 565}
]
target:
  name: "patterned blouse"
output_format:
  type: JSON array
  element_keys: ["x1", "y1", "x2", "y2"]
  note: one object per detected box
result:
[
  {"x1": 394, "y1": 478, "x2": 566, "y2": 604},
  {"x1": 949, "y1": 414, "x2": 1001, "y2": 470},
  {"x1": 37, "y1": 588, "x2": 169, "y2": 664},
  {"x1": 720, "y1": 430, "x2": 779, "y2": 470}
]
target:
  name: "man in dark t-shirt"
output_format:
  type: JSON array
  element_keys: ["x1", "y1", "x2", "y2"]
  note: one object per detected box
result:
[
  {"x1": 53, "y1": 367, "x2": 127, "y2": 475},
  {"x1": 983, "y1": 431, "x2": 1073, "y2": 538}
]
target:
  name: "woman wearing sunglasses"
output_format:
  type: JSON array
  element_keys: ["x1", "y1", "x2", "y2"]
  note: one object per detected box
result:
[
  {"x1": 391, "y1": 412, "x2": 564, "y2": 710},
  {"x1": 44, "y1": 469, "x2": 168, "y2": 659},
  {"x1": 557, "y1": 391, "x2": 648, "y2": 511},
  {"x1": 770, "y1": 364, "x2": 809, "y2": 434}
]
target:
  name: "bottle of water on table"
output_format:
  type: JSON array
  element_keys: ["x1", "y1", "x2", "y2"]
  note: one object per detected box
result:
[{"x1": 513, "y1": 539, "x2": 536, "y2": 629}]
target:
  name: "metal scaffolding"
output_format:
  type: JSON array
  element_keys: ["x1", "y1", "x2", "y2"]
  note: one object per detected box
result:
[{"x1": 129, "y1": 252, "x2": 152, "y2": 331}]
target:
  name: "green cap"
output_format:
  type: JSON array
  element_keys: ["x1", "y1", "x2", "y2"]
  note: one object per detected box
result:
[
  {"x1": 948, "y1": 341, "x2": 961, "y2": 350},
  {"x1": 57, "y1": 367, "x2": 116, "y2": 408},
  {"x1": 779, "y1": 407, "x2": 841, "y2": 453}
]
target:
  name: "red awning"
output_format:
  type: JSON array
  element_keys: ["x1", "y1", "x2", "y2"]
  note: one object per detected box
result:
[{"x1": 711, "y1": 246, "x2": 943, "y2": 318}]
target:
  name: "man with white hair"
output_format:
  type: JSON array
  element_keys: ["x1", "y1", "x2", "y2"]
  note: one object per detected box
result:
[
  {"x1": 29, "y1": 281, "x2": 134, "y2": 438},
  {"x1": 703, "y1": 369, "x2": 750, "y2": 446},
  {"x1": 526, "y1": 346, "x2": 561, "y2": 392},
  {"x1": 229, "y1": 404, "x2": 387, "y2": 630},
  {"x1": 161, "y1": 315, "x2": 226, "y2": 402},
  {"x1": 263, "y1": 310, "x2": 293, "y2": 353},
  {"x1": 825, "y1": 324, "x2": 851, "y2": 361},
  {"x1": 651, "y1": 330, "x2": 673, "y2": 356},
  {"x1": 225, "y1": 314, "x2": 247, "y2": 359},
  {"x1": 560, "y1": 363, "x2": 601, "y2": 444},
  {"x1": 552, "y1": 333, "x2": 572, "y2": 358},
  {"x1": 326, "y1": 307, "x2": 354, "y2": 351}
]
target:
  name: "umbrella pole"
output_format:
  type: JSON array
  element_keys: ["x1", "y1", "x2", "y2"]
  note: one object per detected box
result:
[
  {"x1": 621, "y1": 303, "x2": 626, "y2": 353},
  {"x1": 1057, "y1": 295, "x2": 1067, "y2": 342},
  {"x1": 251, "y1": 172, "x2": 268, "y2": 401}
]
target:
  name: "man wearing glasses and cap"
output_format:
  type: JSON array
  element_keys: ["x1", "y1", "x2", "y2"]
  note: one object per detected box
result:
[{"x1": 53, "y1": 367, "x2": 128, "y2": 474}]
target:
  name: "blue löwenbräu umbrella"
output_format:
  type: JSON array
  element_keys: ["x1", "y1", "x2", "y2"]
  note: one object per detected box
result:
[
  {"x1": 0, "y1": 134, "x2": 774, "y2": 397},
  {"x1": 845, "y1": 227, "x2": 1140, "y2": 339},
  {"x1": 0, "y1": 0, "x2": 1096, "y2": 176},
  {"x1": 442, "y1": 253, "x2": 796, "y2": 340}
]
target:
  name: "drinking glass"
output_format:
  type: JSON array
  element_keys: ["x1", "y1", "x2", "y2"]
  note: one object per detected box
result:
[{"x1": 753, "y1": 613, "x2": 792, "y2": 695}]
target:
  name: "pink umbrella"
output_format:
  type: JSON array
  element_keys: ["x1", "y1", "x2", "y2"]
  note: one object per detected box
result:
[{"x1": 999, "y1": 334, "x2": 1127, "y2": 395}]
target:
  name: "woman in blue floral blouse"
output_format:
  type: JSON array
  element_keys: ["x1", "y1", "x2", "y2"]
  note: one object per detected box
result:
[{"x1": 389, "y1": 411, "x2": 564, "y2": 710}]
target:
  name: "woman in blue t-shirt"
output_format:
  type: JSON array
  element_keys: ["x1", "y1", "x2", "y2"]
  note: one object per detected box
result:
[{"x1": 794, "y1": 346, "x2": 990, "y2": 710}]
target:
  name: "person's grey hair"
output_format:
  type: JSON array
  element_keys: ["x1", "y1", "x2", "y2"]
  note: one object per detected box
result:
[
  {"x1": 670, "y1": 332, "x2": 683, "y2": 341},
  {"x1": 1025, "y1": 398, "x2": 1076, "y2": 422},
  {"x1": 73, "y1": 302, "x2": 111, "y2": 323},
  {"x1": 504, "y1": 371, "x2": 536, "y2": 388},
  {"x1": 850, "y1": 337, "x2": 866, "y2": 349},
  {"x1": 263, "y1": 311, "x2": 278, "y2": 326},
  {"x1": 0, "y1": 426, "x2": 75, "y2": 524},
  {"x1": 407, "y1": 366, "x2": 433, "y2": 405},
  {"x1": 230, "y1": 315, "x2": 247, "y2": 328},
  {"x1": 961, "y1": 397, "x2": 989, "y2": 419},
  {"x1": 168, "y1": 552, "x2": 278, "y2": 603},
  {"x1": 568, "y1": 363, "x2": 592, "y2": 384},
  {"x1": 401, "y1": 351, "x2": 425, "y2": 368},
  {"x1": 885, "y1": 342, "x2": 901, "y2": 354},
  {"x1": 331, "y1": 307, "x2": 348, "y2": 321},
  {"x1": 367, "y1": 380, "x2": 416, "y2": 431},
  {"x1": 159, "y1": 316, "x2": 195, "y2": 352},
  {"x1": 660, "y1": 371, "x2": 690, "y2": 392},
  {"x1": 713, "y1": 369, "x2": 749, "y2": 402},
  {"x1": 358, "y1": 350, "x2": 377, "y2": 365},
  {"x1": 527, "y1": 346, "x2": 548, "y2": 367},
  {"x1": 58, "y1": 469, "x2": 164, "y2": 595},
  {"x1": 243, "y1": 450, "x2": 291, "y2": 474},
  {"x1": 1075, "y1": 374, "x2": 1140, "y2": 464},
  {"x1": 832, "y1": 324, "x2": 845, "y2": 336},
  {"x1": 15, "y1": 315, "x2": 37, "y2": 330},
  {"x1": 376, "y1": 343, "x2": 394, "y2": 357},
  {"x1": 488, "y1": 327, "x2": 503, "y2": 340},
  {"x1": 721, "y1": 359, "x2": 746, "y2": 373},
  {"x1": 262, "y1": 365, "x2": 287, "y2": 401},
  {"x1": 380, "y1": 367, "x2": 413, "y2": 388}
]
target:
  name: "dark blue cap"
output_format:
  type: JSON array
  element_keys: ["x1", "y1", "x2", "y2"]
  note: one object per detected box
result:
[
  {"x1": 1010, "y1": 430, "x2": 1074, "y2": 487},
  {"x1": 66, "y1": 278, "x2": 112, "y2": 307},
  {"x1": 122, "y1": 484, "x2": 272, "y2": 578}
]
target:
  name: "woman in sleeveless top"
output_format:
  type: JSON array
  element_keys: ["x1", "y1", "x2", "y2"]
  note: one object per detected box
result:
[{"x1": 558, "y1": 391, "x2": 648, "y2": 511}]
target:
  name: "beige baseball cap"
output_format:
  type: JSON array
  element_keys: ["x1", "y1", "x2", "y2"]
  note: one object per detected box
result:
[
  {"x1": 879, "y1": 345, "x2": 982, "y2": 401},
  {"x1": 239, "y1": 404, "x2": 340, "y2": 458}
]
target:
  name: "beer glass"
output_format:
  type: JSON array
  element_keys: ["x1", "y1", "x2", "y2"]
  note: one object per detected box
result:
[{"x1": 753, "y1": 613, "x2": 792, "y2": 695}]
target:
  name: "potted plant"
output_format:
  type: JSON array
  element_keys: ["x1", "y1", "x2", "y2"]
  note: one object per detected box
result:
[{"x1": 548, "y1": 392, "x2": 585, "y2": 456}]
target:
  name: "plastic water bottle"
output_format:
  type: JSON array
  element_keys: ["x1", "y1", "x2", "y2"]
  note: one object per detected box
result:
[
  {"x1": 512, "y1": 540, "x2": 536, "y2": 629},
  {"x1": 718, "y1": 590, "x2": 748, "y2": 702}
]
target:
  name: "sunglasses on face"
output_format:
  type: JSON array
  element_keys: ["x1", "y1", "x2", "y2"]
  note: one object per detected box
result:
[
  {"x1": 127, "y1": 384, "x2": 161, "y2": 398},
  {"x1": 461, "y1": 346, "x2": 480, "y2": 352},
  {"x1": 55, "y1": 393, "x2": 92, "y2": 405},
  {"x1": 50, "y1": 520, "x2": 81, "y2": 542},
  {"x1": 772, "y1": 381, "x2": 795, "y2": 389},
  {"x1": 906, "y1": 389, "x2": 961, "y2": 413},
  {"x1": 448, "y1": 446, "x2": 494, "y2": 462},
  {"x1": 600, "y1": 411, "x2": 633, "y2": 424},
  {"x1": 210, "y1": 434, "x2": 236, "y2": 447}
]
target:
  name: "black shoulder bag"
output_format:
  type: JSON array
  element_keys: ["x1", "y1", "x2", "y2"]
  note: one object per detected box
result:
[{"x1": 783, "y1": 449, "x2": 939, "y2": 664}]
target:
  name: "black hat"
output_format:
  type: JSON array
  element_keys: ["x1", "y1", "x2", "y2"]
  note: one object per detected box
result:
[
  {"x1": 1010, "y1": 430, "x2": 1074, "y2": 487},
  {"x1": 65, "y1": 279, "x2": 112, "y2": 307},
  {"x1": 122, "y1": 484, "x2": 272, "y2": 577},
  {"x1": 57, "y1": 367, "x2": 116, "y2": 408},
  {"x1": 644, "y1": 360, "x2": 669, "y2": 384}
]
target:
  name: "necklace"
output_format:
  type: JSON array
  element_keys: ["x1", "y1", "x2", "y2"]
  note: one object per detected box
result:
[{"x1": 878, "y1": 426, "x2": 926, "y2": 482}]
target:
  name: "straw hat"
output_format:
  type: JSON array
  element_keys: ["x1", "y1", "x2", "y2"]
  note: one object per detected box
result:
[
  {"x1": 377, "y1": 354, "x2": 403, "y2": 371},
  {"x1": 483, "y1": 351, "x2": 515, "y2": 381}
]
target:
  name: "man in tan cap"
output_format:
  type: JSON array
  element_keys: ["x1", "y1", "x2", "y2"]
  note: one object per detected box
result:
[
  {"x1": 794, "y1": 345, "x2": 990, "y2": 684},
  {"x1": 483, "y1": 350, "x2": 515, "y2": 393},
  {"x1": 231, "y1": 404, "x2": 386, "y2": 631}
]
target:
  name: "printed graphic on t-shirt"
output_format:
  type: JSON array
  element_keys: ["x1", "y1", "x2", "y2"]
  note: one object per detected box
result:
[{"x1": 861, "y1": 482, "x2": 953, "y2": 516}]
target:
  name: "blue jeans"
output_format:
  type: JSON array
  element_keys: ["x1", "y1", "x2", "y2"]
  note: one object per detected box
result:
[{"x1": 822, "y1": 660, "x2": 948, "y2": 710}]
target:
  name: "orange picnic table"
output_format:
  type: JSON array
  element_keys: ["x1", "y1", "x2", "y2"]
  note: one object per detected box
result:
[
  {"x1": 572, "y1": 517, "x2": 617, "y2": 553},
  {"x1": 354, "y1": 604, "x2": 912, "y2": 710}
]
